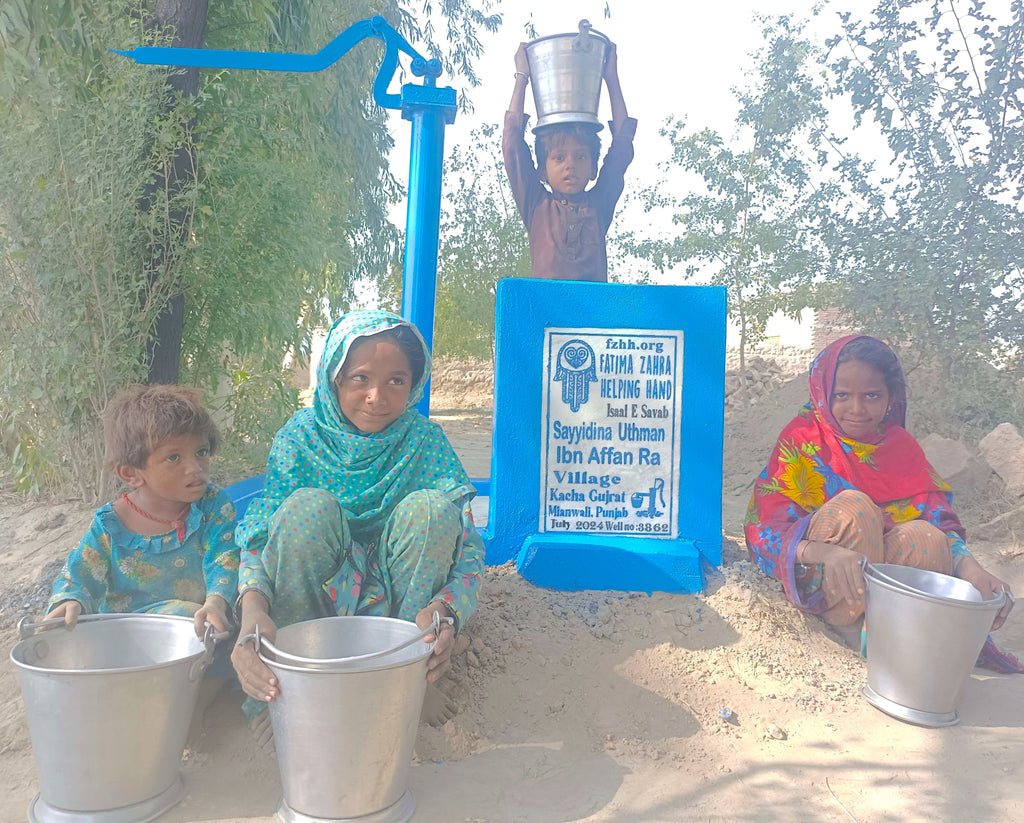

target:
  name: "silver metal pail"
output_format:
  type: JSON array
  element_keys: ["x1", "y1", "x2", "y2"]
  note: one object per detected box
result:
[
  {"x1": 11, "y1": 613, "x2": 215, "y2": 823},
  {"x1": 255, "y1": 615, "x2": 434, "y2": 823},
  {"x1": 862, "y1": 563, "x2": 1005, "y2": 727},
  {"x1": 525, "y1": 19, "x2": 610, "y2": 132}
]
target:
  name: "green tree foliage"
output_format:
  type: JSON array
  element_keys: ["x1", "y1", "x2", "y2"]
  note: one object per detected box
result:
[
  {"x1": 0, "y1": 0, "x2": 501, "y2": 499},
  {"x1": 824, "y1": 0, "x2": 1024, "y2": 375},
  {"x1": 183, "y1": 1, "x2": 405, "y2": 412},
  {"x1": 432, "y1": 124, "x2": 530, "y2": 359},
  {"x1": 820, "y1": 0, "x2": 1024, "y2": 435},
  {"x1": 1, "y1": 8, "x2": 190, "y2": 500},
  {"x1": 628, "y1": 2, "x2": 1021, "y2": 434},
  {"x1": 628, "y1": 20, "x2": 836, "y2": 373}
]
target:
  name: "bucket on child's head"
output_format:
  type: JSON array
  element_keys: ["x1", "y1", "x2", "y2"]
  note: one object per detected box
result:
[
  {"x1": 862, "y1": 563, "x2": 1004, "y2": 727},
  {"x1": 10, "y1": 613, "x2": 214, "y2": 822},
  {"x1": 253, "y1": 615, "x2": 434, "y2": 823},
  {"x1": 525, "y1": 20, "x2": 610, "y2": 132}
]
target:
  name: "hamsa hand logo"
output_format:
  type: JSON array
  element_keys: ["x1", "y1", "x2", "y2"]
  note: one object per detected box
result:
[{"x1": 553, "y1": 340, "x2": 597, "y2": 412}]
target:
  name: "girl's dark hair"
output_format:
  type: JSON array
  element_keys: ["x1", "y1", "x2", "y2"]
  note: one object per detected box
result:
[
  {"x1": 835, "y1": 337, "x2": 905, "y2": 398},
  {"x1": 535, "y1": 124, "x2": 602, "y2": 182},
  {"x1": 104, "y1": 384, "x2": 220, "y2": 470},
  {"x1": 373, "y1": 325, "x2": 427, "y2": 387}
]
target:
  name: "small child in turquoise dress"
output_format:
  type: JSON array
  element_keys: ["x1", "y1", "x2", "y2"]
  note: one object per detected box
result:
[{"x1": 45, "y1": 384, "x2": 239, "y2": 638}]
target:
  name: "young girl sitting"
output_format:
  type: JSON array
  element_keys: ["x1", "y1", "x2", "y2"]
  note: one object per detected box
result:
[
  {"x1": 230, "y1": 310, "x2": 485, "y2": 729},
  {"x1": 46, "y1": 384, "x2": 239, "y2": 638},
  {"x1": 745, "y1": 336, "x2": 1016, "y2": 665}
]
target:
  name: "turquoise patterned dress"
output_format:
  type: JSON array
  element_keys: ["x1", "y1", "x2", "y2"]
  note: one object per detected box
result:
[{"x1": 49, "y1": 484, "x2": 239, "y2": 616}]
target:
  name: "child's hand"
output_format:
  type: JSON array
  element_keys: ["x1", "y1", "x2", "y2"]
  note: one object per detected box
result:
[
  {"x1": 231, "y1": 592, "x2": 279, "y2": 702},
  {"x1": 957, "y1": 556, "x2": 1015, "y2": 631},
  {"x1": 514, "y1": 43, "x2": 530, "y2": 77},
  {"x1": 193, "y1": 594, "x2": 230, "y2": 638},
  {"x1": 232, "y1": 615, "x2": 279, "y2": 702},
  {"x1": 45, "y1": 600, "x2": 82, "y2": 629},
  {"x1": 416, "y1": 601, "x2": 456, "y2": 683},
  {"x1": 603, "y1": 42, "x2": 619, "y2": 81}
]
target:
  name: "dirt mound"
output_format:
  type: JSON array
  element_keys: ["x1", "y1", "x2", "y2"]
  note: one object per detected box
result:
[
  {"x1": 722, "y1": 374, "x2": 810, "y2": 529},
  {"x1": 419, "y1": 541, "x2": 866, "y2": 767}
]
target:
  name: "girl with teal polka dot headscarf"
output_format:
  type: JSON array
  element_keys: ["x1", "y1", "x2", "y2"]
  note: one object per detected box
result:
[{"x1": 233, "y1": 311, "x2": 484, "y2": 713}]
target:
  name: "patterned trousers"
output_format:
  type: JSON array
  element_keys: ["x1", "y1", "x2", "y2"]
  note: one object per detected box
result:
[
  {"x1": 804, "y1": 489, "x2": 952, "y2": 626},
  {"x1": 240, "y1": 486, "x2": 464, "y2": 722},
  {"x1": 257, "y1": 486, "x2": 463, "y2": 627}
]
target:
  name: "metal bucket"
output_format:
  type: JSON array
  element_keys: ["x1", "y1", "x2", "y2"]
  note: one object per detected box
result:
[
  {"x1": 525, "y1": 20, "x2": 610, "y2": 132},
  {"x1": 255, "y1": 615, "x2": 435, "y2": 822},
  {"x1": 10, "y1": 614, "x2": 214, "y2": 822},
  {"x1": 862, "y1": 563, "x2": 1005, "y2": 727}
]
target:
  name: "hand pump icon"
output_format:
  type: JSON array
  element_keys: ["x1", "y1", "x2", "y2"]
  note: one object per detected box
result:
[{"x1": 631, "y1": 478, "x2": 666, "y2": 518}]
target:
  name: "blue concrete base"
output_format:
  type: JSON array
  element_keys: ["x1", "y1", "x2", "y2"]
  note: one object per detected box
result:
[{"x1": 516, "y1": 533, "x2": 704, "y2": 593}]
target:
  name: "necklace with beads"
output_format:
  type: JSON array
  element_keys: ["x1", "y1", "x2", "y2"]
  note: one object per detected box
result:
[{"x1": 120, "y1": 493, "x2": 190, "y2": 541}]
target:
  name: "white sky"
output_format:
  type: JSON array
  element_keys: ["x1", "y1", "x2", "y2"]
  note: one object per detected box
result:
[
  {"x1": 443, "y1": 0, "x2": 832, "y2": 154},
  {"x1": 389, "y1": 0, "x2": 861, "y2": 203}
]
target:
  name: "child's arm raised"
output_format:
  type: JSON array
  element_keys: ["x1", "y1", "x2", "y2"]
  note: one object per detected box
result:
[
  {"x1": 604, "y1": 43, "x2": 628, "y2": 134},
  {"x1": 509, "y1": 43, "x2": 530, "y2": 114},
  {"x1": 503, "y1": 42, "x2": 546, "y2": 229},
  {"x1": 590, "y1": 42, "x2": 637, "y2": 236}
]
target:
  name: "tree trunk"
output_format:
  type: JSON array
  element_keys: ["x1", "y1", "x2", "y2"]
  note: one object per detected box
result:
[{"x1": 143, "y1": 0, "x2": 209, "y2": 384}]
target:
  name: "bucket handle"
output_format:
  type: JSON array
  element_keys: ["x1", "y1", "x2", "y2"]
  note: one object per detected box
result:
[
  {"x1": 18, "y1": 612, "x2": 226, "y2": 680},
  {"x1": 863, "y1": 561, "x2": 920, "y2": 594},
  {"x1": 17, "y1": 612, "x2": 138, "y2": 640},
  {"x1": 239, "y1": 611, "x2": 454, "y2": 668},
  {"x1": 189, "y1": 622, "x2": 228, "y2": 681},
  {"x1": 864, "y1": 560, "x2": 1008, "y2": 609},
  {"x1": 573, "y1": 19, "x2": 611, "y2": 54},
  {"x1": 18, "y1": 611, "x2": 232, "y2": 642},
  {"x1": 19, "y1": 614, "x2": 232, "y2": 651}
]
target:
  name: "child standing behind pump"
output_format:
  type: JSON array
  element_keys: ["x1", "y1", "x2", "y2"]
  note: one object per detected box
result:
[
  {"x1": 503, "y1": 39, "x2": 636, "y2": 282},
  {"x1": 45, "y1": 384, "x2": 239, "y2": 639}
]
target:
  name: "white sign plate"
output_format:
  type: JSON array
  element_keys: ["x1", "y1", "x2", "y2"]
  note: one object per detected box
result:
[{"x1": 540, "y1": 328, "x2": 684, "y2": 539}]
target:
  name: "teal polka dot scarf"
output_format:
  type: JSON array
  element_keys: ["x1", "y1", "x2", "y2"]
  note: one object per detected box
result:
[{"x1": 236, "y1": 310, "x2": 474, "y2": 550}]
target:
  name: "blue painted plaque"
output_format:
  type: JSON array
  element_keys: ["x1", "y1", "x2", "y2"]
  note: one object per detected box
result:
[{"x1": 480, "y1": 279, "x2": 726, "y2": 593}]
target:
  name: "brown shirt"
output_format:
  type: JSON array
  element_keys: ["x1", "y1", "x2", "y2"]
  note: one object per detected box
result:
[{"x1": 502, "y1": 111, "x2": 638, "y2": 282}]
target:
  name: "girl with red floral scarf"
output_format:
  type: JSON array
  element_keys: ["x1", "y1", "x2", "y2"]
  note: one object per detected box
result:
[{"x1": 744, "y1": 336, "x2": 1015, "y2": 668}]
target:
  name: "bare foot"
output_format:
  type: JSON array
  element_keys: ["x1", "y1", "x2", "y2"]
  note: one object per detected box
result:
[
  {"x1": 187, "y1": 676, "x2": 228, "y2": 740},
  {"x1": 828, "y1": 622, "x2": 863, "y2": 653},
  {"x1": 421, "y1": 682, "x2": 457, "y2": 727},
  {"x1": 248, "y1": 705, "x2": 275, "y2": 752}
]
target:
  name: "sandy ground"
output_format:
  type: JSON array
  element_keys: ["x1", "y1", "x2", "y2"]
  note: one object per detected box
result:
[{"x1": 1, "y1": 377, "x2": 1023, "y2": 822}]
